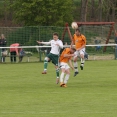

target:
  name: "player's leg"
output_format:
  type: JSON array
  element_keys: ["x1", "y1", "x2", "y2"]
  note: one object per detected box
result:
[
  {"x1": 51, "y1": 54, "x2": 60, "y2": 84},
  {"x1": 79, "y1": 48, "x2": 85, "y2": 70},
  {"x1": 59, "y1": 63, "x2": 66, "y2": 86},
  {"x1": 63, "y1": 67, "x2": 70, "y2": 87},
  {"x1": 14, "y1": 52, "x2": 16, "y2": 62},
  {"x1": 42, "y1": 56, "x2": 50, "y2": 74},
  {"x1": 73, "y1": 51, "x2": 79, "y2": 76},
  {"x1": 10, "y1": 52, "x2": 13, "y2": 62},
  {"x1": 55, "y1": 65, "x2": 60, "y2": 84},
  {"x1": 80, "y1": 54, "x2": 85, "y2": 70}
]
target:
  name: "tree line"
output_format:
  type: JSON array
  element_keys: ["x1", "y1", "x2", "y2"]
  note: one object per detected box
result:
[{"x1": 0, "y1": 0, "x2": 117, "y2": 27}]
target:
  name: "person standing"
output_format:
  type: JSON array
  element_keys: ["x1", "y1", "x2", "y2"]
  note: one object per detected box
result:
[
  {"x1": 59, "y1": 47, "x2": 76, "y2": 87},
  {"x1": 71, "y1": 29, "x2": 86, "y2": 77},
  {"x1": 37, "y1": 32, "x2": 63, "y2": 84},
  {"x1": 10, "y1": 43, "x2": 22, "y2": 63},
  {"x1": 0, "y1": 34, "x2": 7, "y2": 63}
]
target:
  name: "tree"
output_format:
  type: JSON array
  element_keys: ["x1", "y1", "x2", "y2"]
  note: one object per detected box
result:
[
  {"x1": 80, "y1": 0, "x2": 88, "y2": 22},
  {"x1": 11, "y1": 0, "x2": 73, "y2": 26},
  {"x1": 98, "y1": 0, "x2": 102, "y2": 21}
]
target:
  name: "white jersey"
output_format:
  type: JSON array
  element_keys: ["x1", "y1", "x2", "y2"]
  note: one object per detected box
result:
[
  {"x1": 50, "y1": 39, "x2": 63, "y2": 55},
  {"x1": 41, "y1": 39, "x2": 63, "y2": 55}
]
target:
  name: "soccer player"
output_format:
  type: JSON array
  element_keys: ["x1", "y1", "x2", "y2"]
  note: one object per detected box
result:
[
  {"x1": 37, "y1": 32, "x2": 63, "y2": 84},
  {"x1": 59, "y1": 47, "x2": 76, "y2": 87},
  {"x1": 71, "y1": 29, "x2": 86, "y2": 77}
]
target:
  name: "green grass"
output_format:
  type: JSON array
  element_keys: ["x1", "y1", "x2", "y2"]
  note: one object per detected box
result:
[{"x1": 0, "y1": 60, "x2": 117, "y2": 117}]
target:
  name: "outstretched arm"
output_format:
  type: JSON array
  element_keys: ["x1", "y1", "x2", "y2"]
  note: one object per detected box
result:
[
  {"x1": 115, "y1": 30, "x2": 117, "y2": 36},
  {"x1": 37, "y1": 41, "x2": 51, "y2": 45},
  {"x1": 71, "y1": 40, "x2": 74, "y2": 48}
]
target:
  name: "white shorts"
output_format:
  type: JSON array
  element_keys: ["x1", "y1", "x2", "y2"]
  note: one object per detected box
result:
[
  {"x1": 74, "y1": 48, "x2": 85, "y2": 58},
  {"x1": 60, "y1": 62, "x2": 70, "y2": 70}
]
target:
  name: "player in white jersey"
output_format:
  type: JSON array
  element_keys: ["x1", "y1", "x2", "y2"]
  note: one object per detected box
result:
[{"x1": 37, "y1": 32, "x2": 63, "y2": 84}]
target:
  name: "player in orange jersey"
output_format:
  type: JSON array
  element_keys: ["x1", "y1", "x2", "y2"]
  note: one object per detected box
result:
[
  {"x1": 59, "y1": 47, "x2": 76, "y2": 87},
  {"x1": 71, "y1": 29, "x2": 86, "y2": 77}
]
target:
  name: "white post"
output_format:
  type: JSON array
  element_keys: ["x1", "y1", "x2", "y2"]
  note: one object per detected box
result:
[{"x1": 27, "y1": 57, "x2": 30, "y2": 62}]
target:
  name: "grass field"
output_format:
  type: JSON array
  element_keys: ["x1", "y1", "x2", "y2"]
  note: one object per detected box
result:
[{"x1": 0, "y1": 60, "x2": 117, "y2": 117}]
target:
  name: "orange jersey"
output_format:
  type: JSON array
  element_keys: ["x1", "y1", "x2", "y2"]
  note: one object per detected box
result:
[
  {"x1": 59, "y1": 48, "x2": 72, "y2": 63},
  {"x1": 73, "y1": 34, "x2": 86, "y2": 49}
]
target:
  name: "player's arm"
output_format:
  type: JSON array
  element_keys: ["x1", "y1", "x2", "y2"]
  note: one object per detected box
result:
[
  {"x1": 71, "y1": 41, "x2": 74, "y2": 48},
  {"x1": 63, "y1": 54, "x2": 74, "y2": 58},
  {"x1": 69, "y1": 59, "x2": 74, "y2": 70},
  {"x1": 37, "y1": 41, "x2": 51, "y2": 45},
  {"x1": 115, "y1": 30, "x2": 117, "y2": 36},
  {"x1": 71, "y1": 36, "x2": 75, "y2": 48},
  {"x1": 115, "y1": 30, "x2": 116, "y2": 34},
  {"x1": 56, "y1": 41, "x2": 63, "y2": 49}
]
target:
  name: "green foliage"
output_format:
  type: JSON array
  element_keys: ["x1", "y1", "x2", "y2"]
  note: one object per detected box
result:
[
  {"x1": 72, "y1": 0, "x2": 81, "y2": 21},
  {"x1": 7, "y1": 26, "x2": 73, "y2": 49},
  {"x1": 7, "y1": 26, "x2": 39, "y2": 45},
  {"x1": 10, "y1": 0, "x2": 73, "y2": 26},
  {"x1": 0, "y1": 1, "x2": 4, "y2": 18},
  {"x1": 7, "y1": 26, "x2": 40, "y2": 51}
]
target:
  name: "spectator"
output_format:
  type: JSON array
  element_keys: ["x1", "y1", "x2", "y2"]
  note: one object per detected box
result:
[
  {"x1": 95, "y1": 38, "x2": 101, "y2": 51},
  {"x1": 0, "y1": 34, "x2": 7, "y2": 63},
  {"x1": 19, "y1": 49, "x2": 25, "y2": 62},
  {"x1": 10, "y1": 43, "x2": 22, "y2": 63}
]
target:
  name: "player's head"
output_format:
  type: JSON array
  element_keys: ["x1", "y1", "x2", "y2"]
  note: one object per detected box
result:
[
  {"x1": 75, "y1": 29, "x2": 81, "y2": 36},
  {"x1": 53, "y1": 32, "x2": 59, "y2": 40},
  {"x1": 70, "y1": 47, "x2": 76, "y2": 53}
]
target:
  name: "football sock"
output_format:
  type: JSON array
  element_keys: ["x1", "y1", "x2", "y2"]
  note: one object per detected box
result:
[
  {"x1": 64, "y1": 74, "x2": 70, "y2": 84},
  {"x1": 56, "y1": 68, "x2": 59, "y2": 78},
  {"x1": 60, "y1": 72, "x2": 65, "y2": 83},
  {"x1": 81, "y1": 58, "x2": 85, "y2": 66},
  {"x1": 44, "y1": 59, "x2": 48, "y2": 71},
  {"x1": 73, "y1": 61, "x2": 78, "y2": 72}
]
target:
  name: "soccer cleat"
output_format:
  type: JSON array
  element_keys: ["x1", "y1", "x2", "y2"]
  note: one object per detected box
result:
[
  {"x1": 60, "y1": 82, "x2": 64, "y2": 87},
  {"x1": 74, "y1": 71, "x2": 79, "y2": 77},
  {"x1": 56, "y1": 78, "x2": 59, "y2": 84},
  {"x1": 42, "y1": 71, "x2": 47, "y2": 74},
  {"x1": 62, "y1": 84, "x2": 67, "y2": 88},
  {"x1": 80, "y1": 65, "x2": 83, "y2": 70}
]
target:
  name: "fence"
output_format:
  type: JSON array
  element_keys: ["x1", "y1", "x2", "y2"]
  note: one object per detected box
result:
[{"x1": 0, "y1": 25, "x2": 116, "y2": 63}]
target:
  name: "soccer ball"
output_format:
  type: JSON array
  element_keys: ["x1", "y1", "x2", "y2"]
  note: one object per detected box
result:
[{"x1": 71, "y1": 22, "x2": 78, "y2": 29}]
